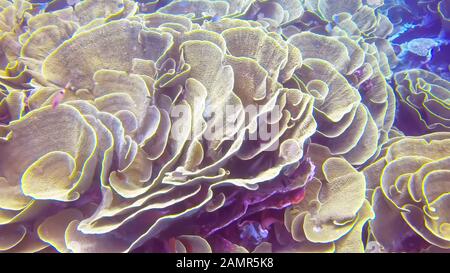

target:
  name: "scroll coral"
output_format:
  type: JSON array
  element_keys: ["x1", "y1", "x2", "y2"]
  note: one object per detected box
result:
[
  {"x1": 394, "y1": 69, "x2": 450, "y2": 135},
  {"x1": 0, "y1": 0, "x2": 448, "y2": 253},
  {"x1": 364, "y1": 133, "x2": 450, "y2": 252}
]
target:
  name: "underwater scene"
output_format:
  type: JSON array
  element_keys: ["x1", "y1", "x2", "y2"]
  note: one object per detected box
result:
[{"x1": 0, "y1": 0, "x2": 449, "y2": 253}]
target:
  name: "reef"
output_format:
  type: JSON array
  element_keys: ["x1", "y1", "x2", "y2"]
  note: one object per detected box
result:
[
  {"x1": 0, "y1": 0, "x2": 448, "y2": 253},
  {"x1": 380, "y1": 0, "x2": 450, "y2": 79}
]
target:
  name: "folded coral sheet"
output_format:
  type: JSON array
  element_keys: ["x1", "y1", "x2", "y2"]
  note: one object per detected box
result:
[{"x1": 0, "y1": 0, "x2": 449, "y2": 253}]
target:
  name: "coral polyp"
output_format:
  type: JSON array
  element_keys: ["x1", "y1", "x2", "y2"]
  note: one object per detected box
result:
[{"x1": 0, "y1": 0, "x2": 448, "y2": 253}]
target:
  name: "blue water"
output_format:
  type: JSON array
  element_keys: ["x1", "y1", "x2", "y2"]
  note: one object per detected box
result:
[{"x1": 381, "y1": 0, "x2": 450, "y2": 80}]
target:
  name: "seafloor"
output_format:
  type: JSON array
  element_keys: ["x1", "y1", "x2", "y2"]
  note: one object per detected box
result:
[{"x1": 0, "y1": 0, "x2": 449, "y2": 253}]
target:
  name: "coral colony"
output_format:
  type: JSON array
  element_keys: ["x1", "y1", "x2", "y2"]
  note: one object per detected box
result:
[{"x1": 0, "y1": 0, "x2": 449, "y2": 253}]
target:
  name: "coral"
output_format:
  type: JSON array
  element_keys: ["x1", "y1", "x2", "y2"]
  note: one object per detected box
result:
[
  {"x1": 279, "y1": 143, "x2": 374, "y2": 253},
  {"x1": 381, "y1": 0, "x2": 450, "y2": 79},
  {"x1": 364, "y1": 132, "x2": 450, "y2": 252},
  {"x1": 283, "y1": 1, "x2": 397, "y2": 166},
  {"x1": 394, "y1": 69, "x2": 450, "y2": 135},
  {"x1": 0, "y1": 2, "x2": 319, "y2": 252},
  {"x1": 0, "y1": 0, "x2": 448, "y2": 253},
  {"x1": 0, "y1": 0, "x2": 32, "y2": 88}
]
